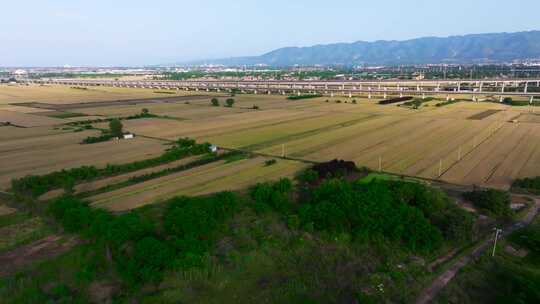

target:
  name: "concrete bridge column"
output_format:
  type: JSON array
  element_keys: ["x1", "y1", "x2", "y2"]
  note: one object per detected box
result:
[
  {"x1": 349, "y1": 92, "x2": 352, "y2": 98},
  {"x1": 530, "y1": 96, "x2": 534, "y2": 104},
  {"x1": 422, "y1": 93, "x2": 426, "y2": 99},
  {"x1": 446, "y1": 95, "x2": 450, "y2": 101},
  {"x1": 501, "y1": 83, "x2": 506, "y2": 93},
  {"x1": 500, "y1": 96, "x2": 504, "y2": 103},
  {"x1": 331, "y1": 92, "x2": 334, "y2": 97},
  {"x1": 457, "y1": 82, "x2": 461, "y2": 92},
  {"x1": 524, "y1": 82, "x2": 529, "y2": 93},
  {"x1": 479, "y1": 82, "x2": 483, "y2": 93}
]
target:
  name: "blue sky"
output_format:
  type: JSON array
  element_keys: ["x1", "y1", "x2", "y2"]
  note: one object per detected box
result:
[{"x1": 1, "y1": 0, "x2": 539, "y2": 66}]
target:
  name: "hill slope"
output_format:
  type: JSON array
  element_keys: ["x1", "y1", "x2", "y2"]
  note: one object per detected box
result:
[{"x1": 192, "y1": 31, "x2": 540, "y2": 66}]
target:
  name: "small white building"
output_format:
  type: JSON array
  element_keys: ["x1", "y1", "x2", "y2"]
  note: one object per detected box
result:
[
  {"x1": 209, "y1": 144, "x2": 218, "y2": 153},
  {"x1": 123, "y1": 133, "x2": 135, "y2": 140}
]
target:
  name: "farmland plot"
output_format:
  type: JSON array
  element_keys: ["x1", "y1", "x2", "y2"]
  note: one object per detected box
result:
[
  {"x1": 0, "y1": 110, "x2": 67, "y2": 127},
  {"x1": 0, "y1": 132, "x2": 166, "y2": 189},
  {"x1": 89, "y1": 157, "x2": 306, "y2": 211}
]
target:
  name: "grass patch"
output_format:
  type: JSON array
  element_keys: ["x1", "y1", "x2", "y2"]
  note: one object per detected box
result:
[
  {"x1": 48, "y1": 112, "x2": 88, "y2": 119},
  {"x1": 0, "y1": 216, "x2": 52, "y2": 253},
  {"x1": 357, "y1": 172, "x2": 423, "y2": 184}
]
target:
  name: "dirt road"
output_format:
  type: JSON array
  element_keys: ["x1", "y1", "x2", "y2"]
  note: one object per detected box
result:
[{"x1": 415, "y1": 197, "x2": 540, "y2": 304}]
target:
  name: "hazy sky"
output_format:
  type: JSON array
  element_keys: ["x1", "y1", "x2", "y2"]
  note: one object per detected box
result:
[{"x1": 2, "y1": 0, "x2": 539, "y2": 66}]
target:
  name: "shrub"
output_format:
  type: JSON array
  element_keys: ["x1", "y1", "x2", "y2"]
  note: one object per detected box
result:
[
  {"x1": 211, "y1": 98, "x2": 219, "y2": 106},
  {"x1": 463, "y1": 189, "x2": 512, "y2": 217},
  {"x1": 287, "y1": 94, "x2": 322, "y2": 100},
  {"x1": 264, "y1": 159, "x2": 277, "y2": 166},
  {"x1": 82, "y1": 134, "x2": 113, "y2": 144},
  {"x1": 225, "y1": 98, "x2": 235, "y2": 107}
]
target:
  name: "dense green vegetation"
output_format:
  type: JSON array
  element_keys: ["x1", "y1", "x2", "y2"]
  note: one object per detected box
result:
[
  {"x1": 210, "y1": 98, "x2": 220, "y2": 106},
  {"x1": 502, "y1": 97, "x2": 540, "y2": 107},
  {"x1": 109, "y1": 119, "x2": 123, "y2": 138},
  {"x1": 287, "y1": 94, "x2": 323, "y2": 100},
  {"x1": 463, "y1": 189, "x2": 512, "y2": 217},
  {"x1": 3, "y1": 168, "x2": 480, "y2": 303},
  {"x1": 48, "y1": 112, "x2": 88, "y2": 119},
  {"x1": 251, "y1": 177, "x2": 474, "y2": 252},
  {"x1": 81, "y1": 133, "x2": 114, "y2": 144},
  {"x1": 12, "y1": 138, "x2": 212, "y2": 197},
  {"x1": 225, "y1": 98, "x2": 235, "y2": 107},
  {"x1": 47, "y1": 191, "x2": 238, "y2": 286},
  {"x1": 513, "y1": 176, "x2": 540, "y2": 193}
]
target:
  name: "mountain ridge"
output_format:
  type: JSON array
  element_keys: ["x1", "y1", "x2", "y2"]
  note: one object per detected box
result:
[{"x1": 182, "y1": 30, "x2": 540, "y2": 66}]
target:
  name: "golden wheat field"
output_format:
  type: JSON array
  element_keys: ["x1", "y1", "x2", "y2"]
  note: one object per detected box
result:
[{"x1": 2, "y1": 84, "x2": 540, "y2": 209}]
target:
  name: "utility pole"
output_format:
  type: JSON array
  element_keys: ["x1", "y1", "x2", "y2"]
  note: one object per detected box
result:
[
  {"x1": 379, "y1": 156, "x2": 382, "y2": 172},
  {"x1": 282, "y1": 144, "x2": 285, "y2": 158},
  {"x1": 492, "y1": 228, "x2": 503, "y2": 257},
  {"x1": 438, "y1": 159, "x2": 443, "y2": 178}
]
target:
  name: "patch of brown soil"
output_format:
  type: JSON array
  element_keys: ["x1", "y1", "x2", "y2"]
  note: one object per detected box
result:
[{"x1": 0, "y1": 235, "x2": 79, "y2": 277}]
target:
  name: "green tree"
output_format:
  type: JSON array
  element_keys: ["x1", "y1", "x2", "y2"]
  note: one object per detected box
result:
[
  {"x1": 225, "y1": 98, "x2": 235, "y2": 107},
  {"x1": 109, "y1": 119, "x2": 123, "y2": 137},
  {"x1": 211, "y1": 98, "x2": 220, "y2": 106}
]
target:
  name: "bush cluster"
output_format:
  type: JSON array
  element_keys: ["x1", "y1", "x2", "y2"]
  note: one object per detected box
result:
[
  {"x1": 463, "y1": 189, "x2": 512, "y2": 217},
  {"x1": 513, "y1": 176, "x2": 540, "y2": 193},
  {"x1": 250, "y1": 176, "x2": 474, "y2": 252},
  {"x1": 287, "y1": 94, "x2": 323, "y2": 100},
  {"x1": 47, "y1": 192, "x2": 238, "y2": 285}
]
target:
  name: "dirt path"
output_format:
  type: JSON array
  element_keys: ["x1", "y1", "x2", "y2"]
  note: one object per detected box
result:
[
  {"x1": 415, "y1": 197, "x2": 540, "y2": 304},
  {"x1": 0, "y1": 235, "x2": 79, "y2": 277}
]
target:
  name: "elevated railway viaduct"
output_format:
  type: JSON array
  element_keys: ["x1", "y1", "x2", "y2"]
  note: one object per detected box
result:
[{"x1": 26, "y1": 78, "x2": 540, "y2": 102}]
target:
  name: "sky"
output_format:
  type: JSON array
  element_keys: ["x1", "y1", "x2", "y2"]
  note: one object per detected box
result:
[{"x1": 1, "y1": 0, "x2": 540, "y2": 67}]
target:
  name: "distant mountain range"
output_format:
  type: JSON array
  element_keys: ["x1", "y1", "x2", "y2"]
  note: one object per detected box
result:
[{"x1": 185, "y1": 31, "x2": 540, "y2": 66}]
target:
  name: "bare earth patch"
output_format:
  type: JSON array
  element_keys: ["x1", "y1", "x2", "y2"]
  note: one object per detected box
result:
[{"x1": 0, "y1": 235, "x2": 79, "y2": 277}]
